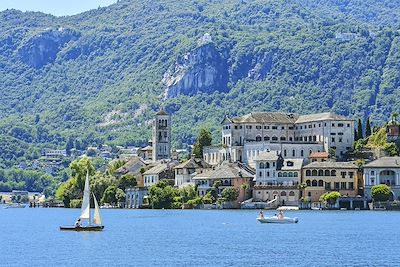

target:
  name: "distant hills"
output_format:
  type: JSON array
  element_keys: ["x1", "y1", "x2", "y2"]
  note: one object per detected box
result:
[{"x1": 1, "y1": 0, "x2": 400, "y2": 166}]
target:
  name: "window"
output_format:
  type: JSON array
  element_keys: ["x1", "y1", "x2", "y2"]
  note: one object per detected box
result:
[
  {"x1": 347, "y1": 123, "x2": 350, "y2": 127},
  {"x1": 334, "y1": 182, "x2": 340, "y2": 189},
  {"x1": 292, "y1": 150, "x2": 295, "y2": 157},
  {"x1": 332, "y1": 123, "x2": 335, "y2": 127},
  {"x1": 256, "y1": 125, "x2": 262, "y2": 129},
  {"x1": 283, "y1": 172, "x2": 288, "y2": 177},
  {"x1": 281, "y1": 126, "x2": 285, "y2": 130},
  {"x1": 281, "y1": 191, "x2": 287, "y2": 196},
  {"x1": 272, "y1": 136, "x2": 278, "y2": 141},
  {"x1": 289, "y1": 126, "x2": 294, "y2": 130},
  {"x1": 312, "y1": 180, "x2": 317, "y2": 186},
  {"x1": 330, "y1": 133, "x2": 336, "y2": 135},
  {"x1": 259, "y1": 172, "x2": 262, "y2": 177},
  {"x1": 246, "y1": 125, "x2": 252, "y2": 129},
  {"x1": 289, "y1": 191, "x2": 295, "y2": 196},
  {"x1": 272, "y1": 126, "x2": 278, "y2": 130},
  {"x1": 318, "y1": 180, "x2": 323, "y2": 187},
  {"x1": 331, "y1": 137, "x2": 335, "y2": 142},
  {"x1": 284, "y1": 150, "x2": 287, "y2": 157},
  {"x1": 341, "y1": 172, "x2": 346, "y2": 178},
  {"x1": 339, "y1": 138, "x2": 343, "y2": 143},
  {"x1": 371, "y1": 171, "x2": 375, "y2": 176},
  {"x1": 324, "y1": 170, "x2": 330, "y2": 176},
  {"x1": 264, "y1": 136, "x2": 270, "y2": 141},
  {"x1": 306, "y1": 170, "x2": 311, "y2": 176},
  {"x1": 256, "y1": 136, "x2": 262, "y2": 141},
  {"x1": 280, "y1": 136, "x2": 286, "y2": 141},
  {"x1": 308, "y1": 192, "x2": 311, "y2": 197},
  {"x1": 331, "y1": 170, "x2": 336, "y2": 176},
  {"x1": 341, "y1": 182, "x2": 347, "y2": 189},
  {"x1": 278, "y1": 172, "x2": 282, "y2": 177},
  {"x1": 267, "y1": 172, "x2": 270, "y2": 177},
  {"x1": 288, "y1": 172, "x2": 294, "y2": 177},
  {"x1": 234, "y1": 125, "x2": 238, "y2": 129},
  {"x1": 349, "y1": 172, "x2": 354, "y2": 178},
  {"x1": 266, "y1": 162, "x2": 270, "y2": 168},
  {"x1": 318, "y1": 170, "x2": 324, "y2": 176},
  {"x1": 287, "y1": 161, "x2": 294, "y2": 167},
  {"x1": 312, "y1": 170, "x2": 317, "y2": 176},
  {"x1": 338, "y1": 123, "x2": 344, "y2": 127},
  {"x1": 259, "y1": 162, "x2": 265, "y2": 169},
  {"x1": 306, "y1": 180, "x2": 311, "y2": 186},
  {"x1": 338, "y1": 132, "x2": 344, "y2": 135},
  {"x1": 349, "y1": 182, "x2": 354, "y2": 189},
  {"x1": 301, "y1": 150, "x2": 304, "y2": 157},
  {"x1": 293, "y1": 172, "x2": 298, "y2": 177}
]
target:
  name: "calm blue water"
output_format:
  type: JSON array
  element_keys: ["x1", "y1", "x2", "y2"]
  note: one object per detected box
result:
[{"x1": 1, "y1": 208, "x2": 399, "y2": 266}]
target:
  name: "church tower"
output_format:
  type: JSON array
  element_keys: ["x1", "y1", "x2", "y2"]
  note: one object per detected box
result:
[{"x1": 152, "y1": 110, "x2": 171, "y2": 161}]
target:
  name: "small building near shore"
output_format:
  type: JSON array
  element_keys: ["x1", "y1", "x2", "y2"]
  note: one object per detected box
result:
[
  {"x1": 174, "y1": 156, "x2": 211, "y2": 188},
  {"x1": 193, "y1": 161, "x2": 253, "y2": 208},
  {"x1": 363, "y1": 157, "x2": 400, "y2": 200},
  {"x1": 302, "y1": 161, "x2": 359, "y2": 202}
]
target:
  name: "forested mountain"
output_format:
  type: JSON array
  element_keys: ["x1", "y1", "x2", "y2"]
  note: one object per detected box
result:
[{"x1": 1, "y1": 0, "x2": 400, "y2": 166}]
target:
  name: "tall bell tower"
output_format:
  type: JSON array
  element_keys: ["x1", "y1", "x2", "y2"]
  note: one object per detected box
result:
[{"x1": 152, "y1": 110, "x2": 171, "y2": 161}]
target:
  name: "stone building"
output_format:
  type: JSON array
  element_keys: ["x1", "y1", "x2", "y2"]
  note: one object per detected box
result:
[
  {"x1": 174, "y1": 156, "x2": 211, "y2": 188},
  {"x1": 363, "y1": 157, "x2": 400, "y2": 200},
  {"x1": 302, "y1": 161, "x2": 359, "y2": 202},
  {"x1": 152, "y1": 110, "x2": 171, "y2": 161},
  {"x1": 192, "y1": 161, "x2": 253, "y2": 208},
  {"x1": 203, "y1": 112, "x2": 354, "y2": 167}
]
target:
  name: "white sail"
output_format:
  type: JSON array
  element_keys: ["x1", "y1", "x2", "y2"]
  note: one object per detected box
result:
[
  {"x1": 80, "y1": 171, "x2": 91, "y2": 220},
  {"x1": 92, "y1": 193, "x2": 102, "y2": 225}
]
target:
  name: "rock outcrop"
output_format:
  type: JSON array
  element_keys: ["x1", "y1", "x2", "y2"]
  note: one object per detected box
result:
[
  {"x1": 163, "y1": 42, "x2": 229, "y2": 98},
  {"x1": 18, "y1": 28, "x2": 80, "y2": 68}
]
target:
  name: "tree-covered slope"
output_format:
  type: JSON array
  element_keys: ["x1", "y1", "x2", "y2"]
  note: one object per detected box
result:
[{"x1": 1, "y1": 0, "x2": 400, "y2": 166}]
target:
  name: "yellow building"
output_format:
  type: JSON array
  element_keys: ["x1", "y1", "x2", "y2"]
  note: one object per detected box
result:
[{"x1": 302, "y1": 161, "x2": 359, "y2": 202}]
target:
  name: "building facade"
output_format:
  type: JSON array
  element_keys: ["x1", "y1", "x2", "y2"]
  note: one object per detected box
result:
[
  {"x1": 174, "y1": 157, "x2": 211, "y2": 188},
  {"x1": 252, "y1": 151, "x2": 303, "y2": 207},
  {"x1": 152, "y1": 110, "x2": 171, "y2": 161},
  {"x1": 203, "y1": 112, "x2": 354, "y2": 167},
  {"x1": 302, "y1": 161, "x2": 359, "y2": 202},
  {"x1": 363, "y1": 157, "x2": 400, "y2": 200}
]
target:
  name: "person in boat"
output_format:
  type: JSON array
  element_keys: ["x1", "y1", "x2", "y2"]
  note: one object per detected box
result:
[
  {"x1": 278, "y1": 210, "x2": 284, "y2": 219},
  {"x1": 258, "y1": 210, "x2": 264, "y2": 219},
  {"x1": 75, "y1": 218, "x2": 81, "y2": 227}
]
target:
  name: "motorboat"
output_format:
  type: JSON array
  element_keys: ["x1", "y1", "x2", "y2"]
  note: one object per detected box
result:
[
  {"x1": 257, "y1": 215, "x2": 299, "y2": 224},
  {"x1": 276, "y1": 206, "x2": 299, "y2": 211},
  {"x1": 4, "y1": 203, "x2": 26, "y2": 209}
]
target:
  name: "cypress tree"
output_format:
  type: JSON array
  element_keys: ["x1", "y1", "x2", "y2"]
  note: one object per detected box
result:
[
  {"x1": 354, "y1": 128, "x2": 358, "y2": 141},
  {"x1": 357, "y1": 118, "x2": 363, "y2": 140},
  {"x1": 366, "y1": 117, "x2": 372, "y2": 137}
]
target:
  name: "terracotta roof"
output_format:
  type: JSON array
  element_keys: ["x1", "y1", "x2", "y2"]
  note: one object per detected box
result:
[
  {"x1": 228, "y1": 112, "x2": 299, "y2": 124},
  {"x1": 193, "y1": 162, "x2": 253, "y2": 180},
  {"x1": 295, "y1": 112, "x2": 351, "y2": 123},
  {"x1": 310, "y1": 152, "x2": 329, "y2": 158},
  {"x1": 364, "y1": 157, "x2": 400, "y2": 168},
  {"x1": 303, "y1": 161, "x2": 358, "y2": 169}
]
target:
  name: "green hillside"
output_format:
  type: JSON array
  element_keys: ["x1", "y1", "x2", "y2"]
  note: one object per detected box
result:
[{"x1": 1, "y1": 0, "x2": 400, "y2": 167}]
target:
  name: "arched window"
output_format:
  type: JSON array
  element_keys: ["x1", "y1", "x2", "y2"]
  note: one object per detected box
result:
[
  {"x1": 283, "y1": 172, "x2": 288, "y2": 177},
  {"x1": 306, "y1": 170, "x2": 311, "y2": 176},
  {"x1": 324, "y1": 170, "x2": 330, "y2": 176},
  {"x1": 293, "y1": 172, "x2": 298, "y2": 177},
  {"x1": 256, "y1": 136, "x2": 262, "y2": 142},
  {"x1": 266, "y1": 162, "x2": 270, "y2": 168},
  {"x1": 318, "y1": 180, "x2": 324, "y2": 186},
  {"x1": 318, "y1": 170, "x2": 324, "y2": 176},
  {"x1": 281, "y1": 191, "x2": 287, "y2": 196},
  {"x1": 312, "y1": 170, "x2": 317, "y2": 176},
  {"x1": 289, "y1": 191, "x2": 295, "y2": 196},
  {"x1": 288, "y1": 172, "x2": 293, "y2": 177},
  {"x1": 301, "y1": 150, "x2": 304, "y2": 157},
  {"x1": 306, "y1": 180, "x2": 311, "y2": 186},
  {"x1": 307, "y1": 192, "x2": 311, "y2": 197},
  {"x1": 331, "y1": 170, "x2": 336, "y2": 176},
  {"x1": 259, "y1": 162, "x2": 265, "y2": 169},
  {"x1": 312, "y1": 180, "x2": 317, "y2": 186},
  {"x1": 280, "y1": 136, "x2": 286, "y2": 141},
  {"x1": 309, "y1": 150, "x2": 312, "y2": 155},
  {"x1": 278, "y1": 172, "x2": 282, "y2": 177},
  {"x1": 292, "y1": 150, "x2": 295, "y2": 157}
]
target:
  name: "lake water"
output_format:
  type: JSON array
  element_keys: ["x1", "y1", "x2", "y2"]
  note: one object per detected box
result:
[{"x1": 1, "y1": 208, "x2": 399, "y2": 266}]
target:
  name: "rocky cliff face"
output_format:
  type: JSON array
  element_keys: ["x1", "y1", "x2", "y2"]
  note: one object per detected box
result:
[
  {"x1": 163, "y1": 42, "x2": 229, "y2": 98},
  {"x1": 18, "y1": 28, "x2": 80, "y2": 68}
]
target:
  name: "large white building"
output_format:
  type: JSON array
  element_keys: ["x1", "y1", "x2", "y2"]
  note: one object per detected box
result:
[{"x1": 204, "y1": 112, "x2": 354, "y2": 167}]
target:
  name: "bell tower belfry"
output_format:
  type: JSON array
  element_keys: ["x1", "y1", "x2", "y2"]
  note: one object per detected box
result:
[{"x1": 152, "y1": 110, "x2": 171, "y2": 161}]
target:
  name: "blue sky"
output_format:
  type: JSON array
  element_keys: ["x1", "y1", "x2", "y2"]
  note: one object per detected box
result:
[{"x1": 0, "y1": 0, "x2": 117, "y2": 16}]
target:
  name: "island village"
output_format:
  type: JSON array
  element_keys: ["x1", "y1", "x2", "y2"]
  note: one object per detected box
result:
[
  {"x1": 119, "y1": 110, "x2": 398, "y2": 211},
  {"x1": 2, "y1": 110, "x2": 400, "y2": 211}
]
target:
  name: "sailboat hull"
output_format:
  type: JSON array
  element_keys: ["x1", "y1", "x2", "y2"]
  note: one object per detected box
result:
[{"x1": 60, "y1": 225, "x2": 104, "y2": 231}]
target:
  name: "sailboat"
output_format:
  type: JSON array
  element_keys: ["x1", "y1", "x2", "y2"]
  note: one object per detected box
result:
[{"x1": 60, "y1": 171, "x2": 104, "y2": 231}]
